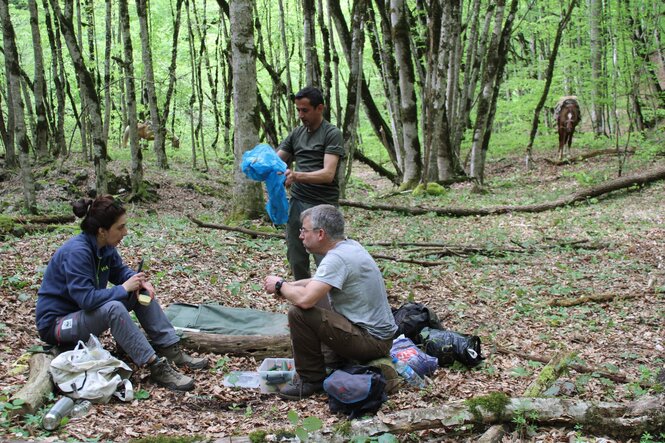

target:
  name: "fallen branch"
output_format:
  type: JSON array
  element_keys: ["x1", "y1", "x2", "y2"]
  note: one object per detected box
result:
[
  {"x1": 548, "y1": 292, "x2": 642, "y2": 307},
  {"x1": 495, "y1": 345, "x2": 637, "y2": 385},
  {"x1": 340, "y1": 165, "x2": 665, "y2": 217},
  {"x1": 9, "y1": 353, "x2": 54, "y2": 416},
  {"x1": 369, "y1": 253, "x2": 448, "y2": 267},
  {"x1": 311, "y1": 394, "x2": 665, "y2": 440},
  {"x1": 177, "y1": 330, "x2": 292, "y2": 359},
  {"x1": 545, "y1": 148, "x2": 636, "y2": 166},
  {"x1": 187, "y1": 215, "x2": 285, "y2": 239}
]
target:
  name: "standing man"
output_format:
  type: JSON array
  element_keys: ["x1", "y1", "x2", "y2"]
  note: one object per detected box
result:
[
  {"x1": 264, "y1": 205, "x2": 397, "y2": 400},
  {"x1": 277, "y1": 86, "x2": 345, "y2": 281}
]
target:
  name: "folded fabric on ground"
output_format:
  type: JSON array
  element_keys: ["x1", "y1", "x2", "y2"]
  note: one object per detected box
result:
[{"x1": 164, "y1": 303, "x2": 289, "y2": 336}]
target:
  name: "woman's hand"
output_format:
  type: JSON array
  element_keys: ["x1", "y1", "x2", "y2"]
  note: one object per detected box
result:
[{"x1": 122, "y1": 272, "x2": 146, "y2": 294}]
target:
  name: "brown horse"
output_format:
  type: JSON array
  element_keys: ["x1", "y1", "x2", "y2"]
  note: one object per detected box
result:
[
  {"x1": 554, "y1": 96, "x2": 581, "y2": 160},
  {"x1": 122, "y1": 121, "x2": 180, "y2": 149}
]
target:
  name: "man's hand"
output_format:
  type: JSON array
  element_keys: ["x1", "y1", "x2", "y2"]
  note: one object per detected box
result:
[
  {"x1": 264, "y1": 275, "x2": 282, "y2": 295},
  {"x1": 284, "y1": 169, "x2": 295, "y2": 187}
]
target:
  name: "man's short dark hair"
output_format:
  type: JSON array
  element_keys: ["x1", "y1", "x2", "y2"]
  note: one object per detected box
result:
[{"x1": 294, "y1": 86, "x2": 324, "y2": 108}]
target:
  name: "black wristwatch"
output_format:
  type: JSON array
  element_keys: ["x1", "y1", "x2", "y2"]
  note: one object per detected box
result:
[{"x1": 275, "y1": 279, "x2": 285, "y2": 295}]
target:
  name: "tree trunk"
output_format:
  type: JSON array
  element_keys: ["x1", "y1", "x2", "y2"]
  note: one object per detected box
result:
[
  {"x1": 302, "y1": 0, "x2": 321, "y2": 87},
  {"x1": 277, "y1": 0, "x2": 295, "y2": 128},
  {"x1": 230, "y1": 0, "x2": 263, "y2": 220},
  {"x1": 340, "y1": 0, "x2": 366, "y2": 197},
  {"x1": 136, "y1": 0, "x2": 169, "y2": 169},
  {"x1": 0, "y1": 0, "x2": 37, "y2": 213},
  {"x1": 49, "y1": 0, "x2": 108, "y2": 195},
  {"x1": 372, "y1": 0, "x2": 402, "y2": 178},
  {"x1": 119, "y1": 0, "x2": 144, "y2": 199},
  {"x1": 525, "y1": 0, "x2": 578, "y2": 169},
  {"x1": 102, "y1": 0, "x2": 112, "y2": 145},
  {"x1": 40, "y1": 0, "x2": 66, "y2": 158},
  {"x1": 329, "y1": 1, "x2": 397, "y2": 171},
  {"x1": 317, "y1": 0, "x2": 332, "y2": 121},
  {"x1": 391, "y1": 0, "x2": 422, "y2": 189},
  {"x1": 588, "y1": 0, "x2": 606, "y2": 136},
  {"x1": 27, "y1": 0, "x2": 50, "y2": 162},
  {"x1": 160, "y1": 0, "x2": 184, "y2": 155}
]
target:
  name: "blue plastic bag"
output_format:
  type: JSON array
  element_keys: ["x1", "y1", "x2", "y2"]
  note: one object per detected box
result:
[{"x1": 241, "y1": 144, "x2": 288, "y2": 225}]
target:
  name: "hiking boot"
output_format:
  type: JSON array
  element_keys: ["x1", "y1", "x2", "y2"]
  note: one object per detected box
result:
[
  {"x1": 157, "y1": 342, "x2": 209, "y2": 370},
  {"x1": 149, "y1": 357, "x2": 195, "y2": 391},
  {"x1": 278, "y1": 377, "x2": 323, "y2": 401}
]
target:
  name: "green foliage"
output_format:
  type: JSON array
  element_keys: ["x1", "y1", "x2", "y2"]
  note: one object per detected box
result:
[
  {"x1": 640, "y1": 432, "x2": 665, "y2": 443},
  {"x1": 286, "y1": 409, "x2": 323, "y2": 442},
  {"x1": 512, "y1": 408, "x2": 539, "y2": 439},
  {"x1": 134, "y1": 389, "x2": 150, "y2": 400}
]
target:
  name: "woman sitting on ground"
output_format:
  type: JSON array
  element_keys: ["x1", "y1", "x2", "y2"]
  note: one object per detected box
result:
[{"x1": 35, "y1": 195, "x2": 208, "y2": 391}]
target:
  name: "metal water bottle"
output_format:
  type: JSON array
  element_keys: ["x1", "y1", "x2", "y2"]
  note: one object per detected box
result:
[{"x1": 42, "y1": 396, "x2": 74, "y2": 430}]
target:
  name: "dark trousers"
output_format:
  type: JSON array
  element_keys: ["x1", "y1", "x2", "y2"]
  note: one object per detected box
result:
[
  {"x1": 286, "y1": 198, "x2": 324, "y2": 280},
  {"x1": 288, "y1": 306, "x2": 393, "y2": 383},
  {"x1": 40, "y1": 298, "x2": 178, "y2": 366}
]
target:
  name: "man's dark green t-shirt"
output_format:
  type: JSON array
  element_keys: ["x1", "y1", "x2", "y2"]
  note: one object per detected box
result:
[{"x1": 278, "y1": 120, "x2": 345, "y2": 205}]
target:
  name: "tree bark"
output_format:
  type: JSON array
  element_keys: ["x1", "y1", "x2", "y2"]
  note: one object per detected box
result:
[
  {"x1": 118, "y1": 0, "x2": 143, "y2": 198},
  {"x1": 136, "y1": 0, "x2": 168, "y2": 169},
  {"x1": 27, "y1": 0, "x2": 50, "y2": 162},
  {"x1": 310, "y1": 394, "x2": 665, "y2": 440},
  {"x1": 230, "y1": 0, "x2": 263, "y2": 220},
  {"x1": 0, "y1": 0, "x2": 37, "y2": 213},
  {"x1": 49, "y1": 0, "x2": 108, "y2": 195},
  {"x1": 178, "y1": 331, "x2": 291, "y2": 359},
  {"x1": 588, "y1": 0, "x2": 606, "y2": 136},
  {"x1": 391, "y1": 0, "x2": 422, "y2": 189},
  {"x1": 302, "y1": 0, "x2": 321, "y2": 87},
  {"x1": 9, "y1": 353, "x2": 54, "y2": 417}
]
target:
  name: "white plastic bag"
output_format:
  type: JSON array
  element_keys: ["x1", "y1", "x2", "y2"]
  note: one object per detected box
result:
[{"x1": 49, "y1": 335, "x2": 133, "y2": 403}]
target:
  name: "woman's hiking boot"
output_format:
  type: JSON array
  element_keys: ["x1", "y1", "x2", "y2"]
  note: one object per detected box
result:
[
  {"x1": 149, "y1": 357, "x2": 195, "y2": 391},
  {"x1": 157, "y1": 342, "x2": 209, "y2": 369}
]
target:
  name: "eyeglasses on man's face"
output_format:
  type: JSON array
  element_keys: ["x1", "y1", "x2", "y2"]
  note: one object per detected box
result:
[{"x1": 299, "y1": 226, "x2": 320, "y2": 234}]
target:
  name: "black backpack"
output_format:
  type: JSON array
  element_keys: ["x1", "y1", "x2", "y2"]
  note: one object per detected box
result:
[
  {"x1": 392, "y1": 302, "x2": 443, "y2": 343},
  {"x1": 323, "y1": 365, "x2": 387, "y2": 419}
]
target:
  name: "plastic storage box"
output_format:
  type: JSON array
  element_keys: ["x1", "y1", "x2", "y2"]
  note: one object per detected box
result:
[{"x1": 258, "y1": 358, "x2": 295, "y2": 392}]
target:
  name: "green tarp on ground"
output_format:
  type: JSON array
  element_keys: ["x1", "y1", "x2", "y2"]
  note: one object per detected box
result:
[{"x1": 164, "y1": 303, "x2": 289, "y2": 336}]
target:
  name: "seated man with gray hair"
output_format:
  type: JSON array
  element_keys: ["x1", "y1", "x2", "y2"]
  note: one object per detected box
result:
[{"x1": 264, "y1": 204, "x2": 397, "y2": 400}]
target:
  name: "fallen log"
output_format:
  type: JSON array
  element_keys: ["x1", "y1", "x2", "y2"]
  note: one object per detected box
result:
[
  {"x1": 545, "y1": 147, "x2": 636, "y2": 166},
  {"x1": 9, "y1": 353, "x2": 54, "y2": 416},
  {"x1": 310, "y1": 393, "x2": 665, "y2": 440},
  {"x1": 340, "y1": 165, "x2": 665, "y2": 217},
  {"x1": 176, "y1": 330, "x2": 292, "y2": 359},
  {"x1": 10, "y1": 214, "x2": 75, "y2": 224}
]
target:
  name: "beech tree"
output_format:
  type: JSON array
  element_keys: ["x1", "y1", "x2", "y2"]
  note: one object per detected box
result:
[{"x1": 230, "y1": 0, "x2": 263, "y2": 219}]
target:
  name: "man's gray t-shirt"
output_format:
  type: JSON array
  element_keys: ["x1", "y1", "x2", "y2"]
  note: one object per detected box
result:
[
  {"x1": 278, "y1": 120, "x2": 344, "y2": 205},
  {"x1": 313, "y1": 239, "x2": 397, "y2": 340}
]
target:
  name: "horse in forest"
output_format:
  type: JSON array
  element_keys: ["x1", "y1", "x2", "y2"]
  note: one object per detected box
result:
[
  {"x1": 554, "y1": 96, "x2": 581, "y2": 160},
  {"x1": 122, "y1": 120, "x2": 180, "y2": 149}
]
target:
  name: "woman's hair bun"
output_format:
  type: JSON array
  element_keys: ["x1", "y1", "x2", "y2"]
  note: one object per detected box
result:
[{"x1": 72, "y1": 198, "x2": 93, "y2": 218}]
